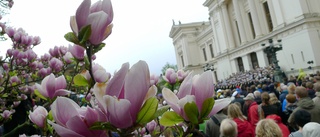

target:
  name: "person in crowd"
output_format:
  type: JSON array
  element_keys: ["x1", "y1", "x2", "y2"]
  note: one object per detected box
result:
[
  {"x1": 259, "y1": 92, "x2": 279, "y2": 119},
  {"x1": 313, "y1": 82, "x2": 320, "y2": 104},
  {"x1": 231, "y1": 91, "x2": 244, "y2": 108},
  {"x1": 253, "y1": 91, "x2": 262, "y2": 104},
  {"x1": 306, "y1": 81, "x2": 316, "y2": 99},
  {"x1": 206, "y1": 104, "x2": 229, "y2": 137},
  {"x1": 302, "y1": 122, "x2": 320, "y2": 137},
  {"x1": 288, "y1": 86, "x2": 320, "y2": 127},
  {"x1": 243, "y1": 93, "x2": 259, "y2": 129},
  {"x1": 289, "y1": 109, "x2": 311, "y2": 137},
  {"x1": 255, "y1": 119, "x2": 282, "y2": 137},
  {"x1": 283, "y1": 93, "x2": 298, "y2": 127},
  {"x1": 266, "y1": 114, "x2": 290, "y2": 137},
  {"x1": 227, "y1": 103, "x2": 254, "y2": 137},
  {"x1": 219, "y1": 119, "x2": 237, "y2": 137},
  {"x1": 282, "y1": 83, "x2": 296, "y2": 112},
  {"x1": 279, "y1": 84, "x2": 288, "y2": 103}
]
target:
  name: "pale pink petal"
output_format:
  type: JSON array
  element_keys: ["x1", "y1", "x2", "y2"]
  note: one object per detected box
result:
[
  {"x1": 55, "y1": 75, "x2": 67, "y2": 90},
  {"x1": 29, "y1": 113, "x2": 46, "y2": 128},
  {"x1": 53, "y1": 89, "x2": 71, "y2": 97},
  {"x1": 94, "y1": 69, "x2": 109, "y2": 83},
  {"x1": 104, "y1": 95, "x2": 133, "y2": 128},
  {"x1": 177, "y1": 72, "x2": 193, "y2": 99},
  {"x1": 144, "y1": 85, "x2": 157, "y2": 102},
  {"x1": 46, "y1": 74, "x2": 56, "y2": 99},
  {"x1": 106, "y1": 62, "x2": 129, "y2": 97},
  {"x1": 84, "y1": 107, "x2": 99, "y2": 126},
  {"x1": 75, "y1": 0, "x2": 91, "y2": 30},
  {"x1": 35, "y1": 83, "x2": 48, "y2": 97},
  {"x1": 209, "y1": 98, "x2": 231, "y2": 117},
  {"x1": 66, "y1": 115, "x2": 93, "y2": 137},
  {"x1": 162, "y1": 88, "x2": 180, "y2": 113},
  {"x1": 193, "y1": 71, "x2": 214, "y2": 111},
  {"x1": 51, "y1": 97, "x2": 80, "y2": 126},
  {"x1": 87, "y1": 11, "x2": 108, "y2": 45},
  {"x1": 178, "y1": 95, "x2": 196, "y2": 120},
  {"x1": 70, "y1": 16, "x2": 78, "y2": 34},
  {"x1": 48, "y1": 120, "x2": 84, "y2": 137},
  {"x1": 124, "y1": 60, "x2": 150, "y2": 121}
]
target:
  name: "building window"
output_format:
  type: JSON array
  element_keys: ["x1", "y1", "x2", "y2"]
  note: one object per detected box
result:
[
  {"x1": 203, "y1": 48, "x2": 207, "y2": 61},
  {"x1": 291, "y1": 54, "x2": 295, "y2": 64},
  {"x1": 209, "y1": 44, "x2": 214, "y2": 58},
  {"x1": 301, "y1": 51, "x2": 305, "y2": 62},
  {"x1": 235, "y1": 21, "x2": 241, "y2": 43},
  {"x1": 214, "y1": 71, "x2": 218, "y2": 82},
  {"x1": 250, "y1": 52, "x2": 259, "y2": 69},
  {"x1": 181, "y1": 55, "x2": 185, "y2": 67},
  {"x1": 263, "y1": 1, "x2": 273, "y2": 32},
  {"x1": 237, "y1": 57, "x2": 244, "y2": 72},
  {"x1": 248, "y1": 12, "x2": 255, "y2": 39}
]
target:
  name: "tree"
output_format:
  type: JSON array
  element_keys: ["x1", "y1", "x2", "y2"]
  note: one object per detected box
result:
[{"x1": 161, "y1": 62, "x2": 177, "y2": 75}]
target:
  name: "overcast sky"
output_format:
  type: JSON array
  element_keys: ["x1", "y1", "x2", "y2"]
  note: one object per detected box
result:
[{"x1": 3, "y1": 0, "x2": 209, "y2": 75}]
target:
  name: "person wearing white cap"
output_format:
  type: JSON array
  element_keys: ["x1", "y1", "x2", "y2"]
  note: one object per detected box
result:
[
  {"x1": 302, "y1": 122, "x2": 320, "y2": 137},
  {"x1": 231, "y1": 91, "x2": 244, "y2": 110}
]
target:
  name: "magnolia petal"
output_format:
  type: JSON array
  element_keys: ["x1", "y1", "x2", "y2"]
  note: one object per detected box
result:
[
  {"x1": 177, "y1": 72, "x2": 193, "y2": 99},
  {"x1": 48, "y1": 120, "x2": 84, "y2": 137},
  {"x1": 46, "y1": 74, "x2": 57, "y2": 99},
  {"x1": 193, "y1": 71, "x2": 214, "y2": 111},
  {"x1": 66, "y1": 115, "x2": 93, "y2": 137},
  {"x1": 51, "y1": 97, "x2": 80, "y2": 126},
  {"x1": 144, "y1": 85, "x2": 157, "y2": 102},
  {"x1": 162, "y1": 88, "x2": 180, "y2": 113},
  {"x1": 75, "y1": 0, "x2": 91, "y2": 30},
  {"x1": 93, "y1": 83, "x2": 108, "y2": 113},
  {"x1": 104, "y1": 95, "x2": 133, "y2": 128},
  {"x1": 55, "y1": 75, "x2": 67, "y2": 90},
  {"x1": 94, "y1": 69, "x2": 109, "y2": 83},
  {"x1": 35, "y1": 83, "x2": 48, "y2": 97},
  {"x1": 87, "y1": 11, "x2": 108, "y2": 45},
  {"x1": 106, "y1": 62, "x2": 129, "y2": 97},
  {"x1": 29, "y1": 112, "x2": 46, "y2": 128},
  {"x1": 124, "y1": 60, "x2": 150, "y2": 121},
  {"x1": 84, "y1": 107, "x2": 99, "y2": 126},
  {"x1": 209, "y1": 98, "x2": 231, "y2": 117},
  {"x1": 101, "y1": 0, "x2": 113, "y2": 24},
  {"x1": 53, "y1": 89, "x2": 71, "y2": 97},
  {"x1": 70, "y1": 16, "x2": 78, "y2": 34},
  {"x1": 178, "y1": 95, "x2": 196, "y2": 120}
]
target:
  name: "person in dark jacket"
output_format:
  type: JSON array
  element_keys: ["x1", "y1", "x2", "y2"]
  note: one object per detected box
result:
[{"x1": 288, "y1": 87, "x2": 320, "y2": 127}]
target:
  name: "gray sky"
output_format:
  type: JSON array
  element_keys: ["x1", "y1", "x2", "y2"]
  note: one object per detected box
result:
[{"x1": 3, "y1": 0, "x2": 209, "y2": 75}]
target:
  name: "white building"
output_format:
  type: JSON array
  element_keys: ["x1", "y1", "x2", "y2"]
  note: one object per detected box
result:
[{"x1": 169, "y1": 0, "x2": 320, "y2": 83}]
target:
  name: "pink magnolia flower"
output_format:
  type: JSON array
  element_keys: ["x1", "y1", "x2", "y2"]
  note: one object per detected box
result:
[
  {"x1": 1, "y1": 110, "x2": 13, "y2": 119},
  {"x1": 162, "y1": 68, "x2": 177, "y2": 84},
  {"x1": 162, "y1": 71, "x2": 215, "y2": 120},
  {"x1": 29, "y1": 106, "x2": 48, "y2": 128},
  {"x1": 35, "y1": 73, "x2": 69, "y2": 99},
  {"x1": 150, "y1": 74, "x2": 159, "y2": 85},
  {"x1": 93, "y1": 60, "x2": 157, "y2": 129},
  {"x1": 68, "y1": 44, "x2": 85, "y2": 60},
  {"x1": 70, "y1": 0, "x2": 113, "y2": 45},
  {"x1": 48, "y1": 97, "x2": 107, "y2": 137}
]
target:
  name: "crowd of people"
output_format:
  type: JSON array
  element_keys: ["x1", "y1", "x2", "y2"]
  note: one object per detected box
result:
[{"x1": 204, "y1": 72, "x2": 320, "y2": 137}]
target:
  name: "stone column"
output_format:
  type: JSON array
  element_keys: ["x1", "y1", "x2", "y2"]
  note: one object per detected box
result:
[
  {"x1": 242, "y1": 55, "x2": 251, "y2": 71},
  {"x1": 256, "y1": 50, "x2": 268, "y2": 68},
  {"x1": 220, "y1": 2, "x2": 236, "y2": 49},
  {"x1": 210, "y1": 13, "x2": 222, "y2": 55},
  {"x1": 233, "y1": 0, "x2": 247, "y2": 43},
  {"x1": 248, "y1": 0, "x2": 262, "y2": 37}
]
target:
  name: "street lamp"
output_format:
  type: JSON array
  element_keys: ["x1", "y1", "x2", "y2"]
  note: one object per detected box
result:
[{"x1": 261, "y1": 38, "x2": 283, "y2": 82}]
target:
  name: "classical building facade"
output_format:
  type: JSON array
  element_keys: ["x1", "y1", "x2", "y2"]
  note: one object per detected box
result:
[{"x1": 169, "y1": 0, "x2": 320, "y2": 83}]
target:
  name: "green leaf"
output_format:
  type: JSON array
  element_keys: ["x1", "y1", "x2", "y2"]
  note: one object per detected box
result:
[
  {"x1": 184, "y1": 102, "x2": 199, "y2": 124},
  {"x1": 159, "y1": 111, "x2": 184, "y2": 126},
  {"x1": 34, "y1": 89, "x2": 47, "y2": 100},
  {"x1": 2, "y1": 93, "x2": 8, "y2": 98},
  {"x1": 64, "y1": 32, "x2": 79, "y2": 44},
  {"x1": 136, "y1": 97, "x2": 158, "y2": 125},
  {"x1": 73, "y1": 74, "x2": 88, "y2": 87},
  {"x1": 93, "y1": 43, "x2": 105, "y2": 54},
  {"x1": 200, "y1": 98, "x2": 215, "y2": 119},
  {"x1": 155, "y1": 105, "x2": 170, "y2": 118},
  {"x1": 47, "y1": 110, "x2": 54, "y2": 121},
  {"x1": 78, "y1": 25, "x2": 91, "y2": 45}
]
